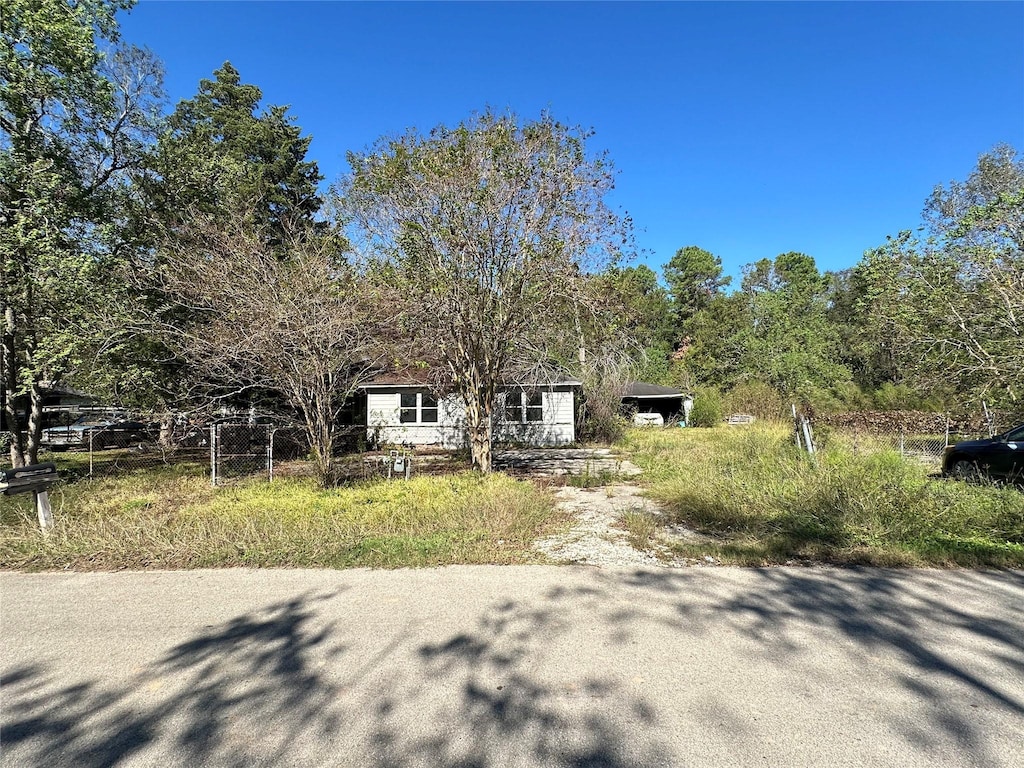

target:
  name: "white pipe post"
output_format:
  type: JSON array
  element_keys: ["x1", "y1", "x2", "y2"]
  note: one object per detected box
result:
[
  {"x1": 35, "y1": 490, "x2": 53, "y2": 533},
  {"x1": 801, "y1": 417, "x2": 815, "y2": 455},
  {"x1": 268, "y1": 427, "x2": 275, "y2": 481},
  {"x1": 210, "y1": 424, "x2": 218, "y2": 487}
]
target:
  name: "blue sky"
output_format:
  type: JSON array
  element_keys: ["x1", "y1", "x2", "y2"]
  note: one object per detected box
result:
[{"x1": 120, "y1": 1, "x2": 1024, "y2": 281}]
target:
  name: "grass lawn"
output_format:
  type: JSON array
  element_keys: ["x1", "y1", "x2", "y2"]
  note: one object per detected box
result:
[
  {"x1": 0, "y1": 462, "x2": 564, "y2": 570},
  {"x1": 622, "y1": 424, "x2": 1024, "y2": 567}
]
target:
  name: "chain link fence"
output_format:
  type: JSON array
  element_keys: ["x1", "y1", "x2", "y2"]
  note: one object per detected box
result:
[
  {"x1": 812, "y1": 408, "x2": 1020, "y2": 470},
  {"x1": 32, "y1": 413, "x2": 311, "y2": 485}
]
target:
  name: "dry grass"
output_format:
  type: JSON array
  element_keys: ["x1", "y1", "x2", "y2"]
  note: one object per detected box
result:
[
  {"x1": 617, "y1": 507, "x2": 661, "y2": 552},
  {"x1": 0, "y1": 464, "x2": 564, "y2": 570},
  {"x1": 622, "y1": 424, "x2": 1024, "y2": 567}
]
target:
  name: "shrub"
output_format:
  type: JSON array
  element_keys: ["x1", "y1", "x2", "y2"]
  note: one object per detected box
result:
[
  {"x1": 689, "y1": 388, "x2": 723, "y2": 427},
  {"x1": 724, "y1": 380, "x2": 785, "y2": 420}
]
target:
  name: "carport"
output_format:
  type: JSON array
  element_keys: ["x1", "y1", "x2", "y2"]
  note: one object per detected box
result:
[{"x1": 621, "y1": 382, "x2": 688, "y2": 423}]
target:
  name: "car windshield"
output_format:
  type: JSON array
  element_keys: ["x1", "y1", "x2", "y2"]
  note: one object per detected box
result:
[
  {"x1": 1004, "y1": 424, "x2": 1024, "y2": 442},
  {"x1": 71, "y1": 416, "x2": 114, "y2": 427}
]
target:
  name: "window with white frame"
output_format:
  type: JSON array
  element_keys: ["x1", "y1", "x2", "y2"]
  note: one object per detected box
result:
[
  {"x1": 399, "y1": 392, "x2": 438, "y2": 424},
  {"x1": 503, "y1": 390, "x2": 543, "y2": 423}
]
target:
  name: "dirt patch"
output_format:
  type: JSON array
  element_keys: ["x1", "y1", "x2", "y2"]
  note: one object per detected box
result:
[{"x1": 534, "y1": 484, "x2": 706, "y2": 568}]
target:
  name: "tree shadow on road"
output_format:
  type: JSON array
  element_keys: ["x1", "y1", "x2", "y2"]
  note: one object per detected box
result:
[
  {"x1": 614, "y1": 567, "x2": 1024, "y2": 760},
  {"x1": 1, "y1": 591, "x2": 346, "y2": 767},
  {"x1": 2, "y1": 568, "x2": 1022, "y2": 767},
  {"x1": 369, "y1": 589, "x2": 671, "y2": 767}
]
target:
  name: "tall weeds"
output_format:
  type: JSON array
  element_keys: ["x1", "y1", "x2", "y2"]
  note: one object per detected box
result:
[
  {"x1": 0, "y1": 468, "x2": 562, "y2": 570},
  {"x1": 624, "y1": 424, "x2": 1024, "y2": 566}
]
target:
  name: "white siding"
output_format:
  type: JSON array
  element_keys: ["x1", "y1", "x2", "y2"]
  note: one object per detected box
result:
[
  {"x1": 494, "y1": 387, "x2": 575, "y2": 447},
  {"x1": 367, "y1": 391, "x2": 466, "y2": 448},
  {"x1": 366, "y1": 385, "x2": 576, "y2": 448}
]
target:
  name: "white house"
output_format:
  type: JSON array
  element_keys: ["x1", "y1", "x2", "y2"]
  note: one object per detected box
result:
[{"x1": 361, "y1": 372, "x2": 579, "y2": 448}]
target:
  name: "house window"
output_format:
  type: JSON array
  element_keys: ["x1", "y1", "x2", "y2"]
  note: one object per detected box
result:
[
  {"x1": 421, "y1": 393, "x2": 438, "y2": 423},
  {"x1": 504, "y1": 390, "x2": 543, "y2": 423},
  {"x1": 400, "y1": 392, "x2": 438, "y2": 424}
]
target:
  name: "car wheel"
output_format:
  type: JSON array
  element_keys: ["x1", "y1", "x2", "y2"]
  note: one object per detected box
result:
[{"x1": 950, "y1": 458, "x2": 979, "y2": 480}]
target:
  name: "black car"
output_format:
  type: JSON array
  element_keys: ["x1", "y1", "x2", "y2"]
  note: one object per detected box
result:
[
  {"x1": 942, "y1": 423, "x2": 1024, "y2": 482},
  {"x1": 40, "y1": 416, "x2": 156, "y2": 451}
]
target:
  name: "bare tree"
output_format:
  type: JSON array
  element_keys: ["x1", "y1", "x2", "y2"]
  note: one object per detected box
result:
[
  {"x1": 158, "y1": 215, "x2": 390, "y2": 485},
  {"x1": 343, "y1": 110, "x2": 632, "y2": 471}
]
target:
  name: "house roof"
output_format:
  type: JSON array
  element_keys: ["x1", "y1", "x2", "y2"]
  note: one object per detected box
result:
[
  {"x1": 361, "y1": 368, "x2": 435, "y2": 387},
  {"x1": 359, "y1": 369, "x2": 582, "y2": 389},
  {"x1": 622, "y1": 382, "x2": 687, "y2": 399}
]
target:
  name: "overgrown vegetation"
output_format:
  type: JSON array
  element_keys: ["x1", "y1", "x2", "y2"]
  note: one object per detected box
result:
[
  {"x1": 623, "y1": 425, "x2": 1024, "y2": 567},
  {"x1": 0, "y1": 469, "x2": 564, "y2": 570}
]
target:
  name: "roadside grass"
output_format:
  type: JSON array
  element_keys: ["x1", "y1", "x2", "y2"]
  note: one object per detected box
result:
[
  {"x1": 622, "y1": 424, "x2": 1024, "y2": 567},
  {"x1": 0, "y1": 466, "x2": 563, "y2": 570}
]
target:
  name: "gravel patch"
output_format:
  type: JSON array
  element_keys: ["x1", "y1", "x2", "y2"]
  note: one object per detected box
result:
[{"x1": 535, "y1": 484, "x2": 683, "y2": 568}]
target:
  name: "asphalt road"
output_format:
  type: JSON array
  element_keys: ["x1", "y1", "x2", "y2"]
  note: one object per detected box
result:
[{"x1": 2, "y1": 566, "x2": 1022, "y2": 767}]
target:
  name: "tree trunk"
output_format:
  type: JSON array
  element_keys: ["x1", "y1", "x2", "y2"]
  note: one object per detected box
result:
[
  {"x1": 464, "y1": 391, "x2": 494, "y2": 472},
  {"x1": 302, "y1": 391, "x2": 336, "y2": 488},
  {"x1": 2, "y1": 305, "x2": 27, "y2": 467},
  {"x1": 159, "y1": 417, "x2": 175, "y2": 447},
  {"x1": 25, "y1": 379, "x2": 43, "y2": 466}
]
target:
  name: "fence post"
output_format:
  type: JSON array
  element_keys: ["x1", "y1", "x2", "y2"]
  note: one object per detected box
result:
[
  {"x1": 210, "y1": 424, "x2": 218, "y2": 487},
  {"x1": 268, "y1": 427, "x2": 275, "y2": 481},
  {"x1": 792, "y1": 404, "x2": 802, "y2": 450},
  {"x1": 900, "y1": 427, "x2": 905, "y2": 457},
  {"x1": 945, "y1": 416, "x2": 950, "y2": 448},
  {"x1": 35, "y1": 490, "x2": 53, "y2": 533},
  {"x1": 89, "y1": 431, "x2": 95, "y2": 478},
  {"x1": 801, "y1": 416, "x2": 815, "y2": 455}
]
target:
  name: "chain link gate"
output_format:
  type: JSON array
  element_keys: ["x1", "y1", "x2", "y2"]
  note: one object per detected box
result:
[{"x1": 210, "y1": 423, "x2": 273, "y2": 486}]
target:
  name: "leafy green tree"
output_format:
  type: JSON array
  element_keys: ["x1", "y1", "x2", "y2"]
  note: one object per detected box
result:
[
  {"x1": 663, "y1": 245, "x2": 731, "y2": 326},
  {"x1": 111, "y1": 62, "x2": 326, "y2": 418},
  {"x1": 857, "y1": 145, "x2": 1023, "y2": 411},
  {"x1": 1, "y1": 0, "x2": 162, "y2": 465},
  {"x1": 741, "y1": 253, "x2": 851, "y2": 401},
  {"x1": 148, "y1": 61, "x2": 322, "y2": 243},
  {"x1": 679, "y1": 292, "x2": 751, "y2": 388},
  {"x1": 590, "y1": 264, "x2": 675, "y2": 383},
  {"x1": 344, "y1": 110, "x2": 633, "y2": 471},
  {"x1": 679, "y1": 252, "x2": 853, "y2": 407}
]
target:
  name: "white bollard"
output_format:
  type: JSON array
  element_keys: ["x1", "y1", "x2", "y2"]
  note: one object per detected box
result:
[{"x1": 35, "y1": 490, "x2": 53, "y2": 533}]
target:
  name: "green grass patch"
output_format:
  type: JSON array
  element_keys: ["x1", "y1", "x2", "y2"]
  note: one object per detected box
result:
[
  {"x1": 0, "y1": 468, "x2": 562, "y2": 571},
  {"x1": 622, "y1": 424, "x2": 1024, "y2": 567}
]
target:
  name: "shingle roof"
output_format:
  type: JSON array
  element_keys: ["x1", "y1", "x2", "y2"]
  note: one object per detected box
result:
[{"x1": 622, "y1": 382, "x2": 686, "y2": 399}]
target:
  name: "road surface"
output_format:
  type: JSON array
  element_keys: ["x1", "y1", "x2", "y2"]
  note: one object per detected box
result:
[{"x1": 2, "y1": 566, "x2": 1022, "y2": 767}]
